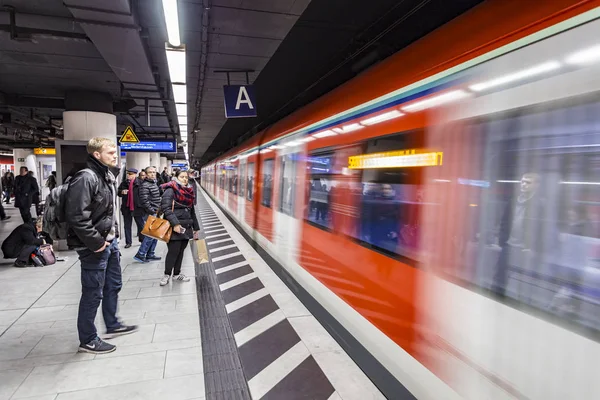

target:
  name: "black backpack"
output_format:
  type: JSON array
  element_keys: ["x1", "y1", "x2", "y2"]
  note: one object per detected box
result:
[{"x1": 43, "y1": 169, "x2": 97, "y2": 241}]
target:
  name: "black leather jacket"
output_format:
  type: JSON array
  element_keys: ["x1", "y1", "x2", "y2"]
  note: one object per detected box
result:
[
  {"x1": 65, "y1": 156, "x2": 118, "y2": 251},
  {"x1": 161, "y1": 186, "x2": 199, "y2": 241},
  {"x1": 138, "y1": 179, "x2": 161, "y2": 215}
]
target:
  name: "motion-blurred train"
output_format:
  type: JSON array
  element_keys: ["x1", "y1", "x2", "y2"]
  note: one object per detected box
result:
[{"x1": 201, "y1": 1, "x2": 600, "y2": 398}]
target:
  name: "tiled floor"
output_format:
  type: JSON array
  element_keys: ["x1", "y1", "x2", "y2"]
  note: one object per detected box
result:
[{"x1": 0, "y1": 205, "x2": 204, "y2": 400}]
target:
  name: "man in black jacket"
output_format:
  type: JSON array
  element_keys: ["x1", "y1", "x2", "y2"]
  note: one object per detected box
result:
[
  {"x1": 14, "y1": 166, "x2": 39, "y2": 222},
  {"x1": 133, "y1": 166, "x2": 162, "y2": 263},
  {"x1": 65, "y1": 137, "x2": 137, "y2": 355},
  {"x1": 117, "y1": 168, "x2": 138, "y2": 248},
  {"x1": 2, "y1": 217, "x2": 50, "y2": 267}
]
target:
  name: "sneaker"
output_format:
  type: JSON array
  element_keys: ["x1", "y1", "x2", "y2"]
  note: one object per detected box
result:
[
  {"x1": 78, "y1": 337, "x2": 116, "y2": 354},
  {"x1": 1, "y1": 216, "x2": 10, "y2": 221},
  {"x1": 146, "y1": 255, "x2": 162, "y2": 261},
  {"x1": 124, "y1": 243, "x2": 132, "y2": 249},
  {"x1": 133, "y1": 254, "x2": 148, "y2": 263},
  {"x1": 105, "y1": 324, "x2": 139, "y2": 339},
  {"x1": 159, "y1": 274, "x2": 170, "y2": 286},
  {"x1": 173, "y1": 274, "x2": 191, "y2": 282},
  {"x1": 13, "y1": 260, "x2": 27, "y2": 268}
]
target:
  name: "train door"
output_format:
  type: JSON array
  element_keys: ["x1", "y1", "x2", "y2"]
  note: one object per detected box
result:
[
  {"x1": 244, "y1": 161, "x2": 256, "y2": 229},
  {"x1": 274, "y1": 148, "x2": 302, "y2": 263},
  {"x1": 227, "y1": 163, "x2": 238, "y2": 216}
]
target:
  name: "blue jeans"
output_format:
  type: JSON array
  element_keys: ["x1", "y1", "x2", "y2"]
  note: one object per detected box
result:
[
  {"x1": 137, "y1": 214, "x2": 157, "y2": 258},
  {"x1": 76, "y1": 240, "x2": 122, "y2": 344}
]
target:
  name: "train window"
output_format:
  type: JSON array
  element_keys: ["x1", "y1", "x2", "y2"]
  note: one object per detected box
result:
[
  {"x1": 228, "y1": 166, "x2": 238, "y2": 194},
  {"x1": 218, "y1": 169, "x2": 225, "y2": 189},
  {"x1": 279, "y1": 154, "x2": 296, "y2": 217},
  {"x1": 247, "y1": 162, "x2": 255, "y2": 201},
  {"x1": 306, "y1": 152, "x2": 336, "y2": 229},
  {"x1": 261, "y1": 158, "x2": 274, "y2": 208},
  {"x1": 239, "y1": 163, "x2": 246, "y2": 197},
  {"x1": 354, "y1": 132, "x2": 423, "y2": 260}
]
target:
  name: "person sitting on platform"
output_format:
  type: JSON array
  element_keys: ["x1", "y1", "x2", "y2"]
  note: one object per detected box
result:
[{"x1": 2, "y1": 217, "x2": 52, "y2": 267}]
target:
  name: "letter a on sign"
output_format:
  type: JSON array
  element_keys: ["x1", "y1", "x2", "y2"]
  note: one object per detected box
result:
[
  {"x1": 223, "y1": 85, "x2": 257, "y2": 118},
  {"x1": 120, "y1": 126, "x2": 140, "y2": 143}
]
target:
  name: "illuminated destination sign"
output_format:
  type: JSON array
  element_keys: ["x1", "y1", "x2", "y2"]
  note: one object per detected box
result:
[
  {"x1": 119, "y1": 140, "x2": 176, "y2": 153},
  {"x1": 348, "y1": 149, "x2": 443, "y2": 169}
]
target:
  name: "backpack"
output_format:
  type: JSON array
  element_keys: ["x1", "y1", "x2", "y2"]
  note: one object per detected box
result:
[{"x1": 43, "y1": 169, "x2": 97, "y2": 241}]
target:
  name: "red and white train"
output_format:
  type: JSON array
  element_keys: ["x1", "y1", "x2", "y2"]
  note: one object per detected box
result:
[{"x1": 201, "y1": 1, "x2": 600, "y2": 398}]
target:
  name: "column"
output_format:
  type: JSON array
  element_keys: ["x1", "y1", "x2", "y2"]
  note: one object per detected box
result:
[
  {"x1": 63, "y1": 91, "x2": 116, "y2": 142},
  {"x1": 159, "y1": 157, "x2": 167, "y2": 172},
  {"x1": 149, "y1": 153, "x2": 160, "y2": 169},
  {"x1": 126, "y1": 152, "x2": 151, "y2": 173},
  {"x1": 167, "y1": 159, "x2": 172, "y2": 173}
]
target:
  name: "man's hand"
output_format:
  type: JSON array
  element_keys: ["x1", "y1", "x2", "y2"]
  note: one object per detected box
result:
[{"x1": 95, "y1": 241, "x2": 110, "y2": 253}]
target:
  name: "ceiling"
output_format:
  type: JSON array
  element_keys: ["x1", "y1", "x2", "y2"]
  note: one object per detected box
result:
[
  {"x1": 0, "y1": 0, "x2": 484, "y2": 162},
  {"x1": 194, "y1": 0, "x2": 484, "y2": 165}
]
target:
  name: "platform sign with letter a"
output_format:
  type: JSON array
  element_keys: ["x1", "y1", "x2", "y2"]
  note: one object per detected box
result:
[
  {"x1": 223, "y1": 85, "x2": 257, "y2": 118},
  {"x1": 119, "y1": 126, "x2": 139, "y2": 144}
]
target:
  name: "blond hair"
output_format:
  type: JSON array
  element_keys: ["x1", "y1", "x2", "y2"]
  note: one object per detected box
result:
[{"x1": 87, "y1": 137, "x2": 116, "y2": 155}]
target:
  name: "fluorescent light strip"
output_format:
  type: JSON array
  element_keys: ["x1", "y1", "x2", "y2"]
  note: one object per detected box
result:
[
  {"x1": 161, "y1": 0, "x2": 181, "y2": 47},
  {"x1": 496, "y1": 180, "x2": 520, "y2": 183},
  {"x1": 284, "y1": 141, "x2": 301, "y2": 147},
  {"x1": 333, "y1": 123, "x2": 364, "y2": 134},
  {"x1": 300, "y1": 136, "x2": 315, "y2": 142},
  {"x1": 560, "y1": 181, "x2": 600, "y2": 185},
  {"x1": 268, "y1": 145, "x2": 283, "y2": 150},
  {"x1": 172, "y1": 84, "x2": 186, "y2": 103},
  {"x1": 565, "y1": 44, "x2": 600, "y2": 65},
  {"x1": 468, "y1": 61, "x2": 561, "y2": 92},
  {"x1": 360, "y1": 110, "x2": 404, "y2": 126},
  {"x1": 176, "y1": 103, "x2": 187, "y2": 117},
  {"x1": 165, "y1": 46, "x2": 186, "y2": 84},
  {"x1": 401, "y1": 90, "x2": 470, "y2": 112},
  {"x1": 313, "y1": 130, "x2": 337, "y2": 138}
]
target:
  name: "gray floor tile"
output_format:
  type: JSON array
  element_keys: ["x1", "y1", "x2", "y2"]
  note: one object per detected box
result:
[
  {"x1": 0, "y1": 367, "x2": 33, "y2": 399},
  {"x1": 12, "y1": 352, "x2": 167, "y2": 398},
  {"x1": 164, "y1": 347, "x2": 203, "y2": 378},
  {"x1": 53, "y1": 374, "x2": 205, "y2": 400}
]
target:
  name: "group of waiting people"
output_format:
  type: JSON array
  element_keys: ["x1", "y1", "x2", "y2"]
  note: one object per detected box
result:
[{"x1": 118, "y1": 166, "x2": 199, "y2": 286}]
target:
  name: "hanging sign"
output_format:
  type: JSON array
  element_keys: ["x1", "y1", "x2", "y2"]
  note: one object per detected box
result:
[
  {"x1": 223, "y1": 85, "x2": 257, "y2": 118},
  {"x1": 119, "y1": 126, "x2": 140, "y2": 143},
  {"x1": 34, "y1": 148, "x2": 56, "y2": 155},
  {"x1": 120, "y1": 140, "x2": 177, "y2": 153}
]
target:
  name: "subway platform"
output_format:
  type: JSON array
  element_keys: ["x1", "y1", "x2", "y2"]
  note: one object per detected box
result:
[{"x1": 0, "y1": 189, "x2": 384, "y2": 399}]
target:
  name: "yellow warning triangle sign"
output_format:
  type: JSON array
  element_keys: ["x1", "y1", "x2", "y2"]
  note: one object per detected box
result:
[{"x1": 120, "y1": 126, "x2": 139, "y2": 143}]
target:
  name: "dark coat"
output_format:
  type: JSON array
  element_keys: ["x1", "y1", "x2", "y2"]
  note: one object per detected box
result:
[
  {"x1": 2, "y1": 222, "x2": 52, "y2": 258},
  {"x1": 14, "y1": 174, "x2": 39, "y2": 208},
  {"x1": 138, "y1": 179, "x2": 162, "y2": 215},
  {"x1": 117, "y1": 178, "x2": 133, "y2": 211},
  {"x1": 64, "y1": 156, "x2": 118, "y2": 252},
  {"x1": 132, "y1": 178, "x2": 145, "y2": 217},
  {"x1": 161, "y1": 186, "x2": 199, "y2": 241},
  {"x1": 498, "y1": 193, "x2": 547, "y2": 253}
]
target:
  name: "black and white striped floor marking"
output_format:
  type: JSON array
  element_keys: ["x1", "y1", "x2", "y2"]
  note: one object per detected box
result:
[{"x1": 196, "y1": 193, "x2": 335, "y2": 400}]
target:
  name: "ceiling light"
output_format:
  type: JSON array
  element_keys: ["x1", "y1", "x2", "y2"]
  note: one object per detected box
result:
[
  {"x1": 360, "y1": 110, "x2": 404, "y2": 126},
  {"x1": 165, "y1": 45, "x2": 186, "y2": 84},
  {"x1": 313, "y1": 130, "x2": 337, "y2": 138},
  {"x1": 565, "y1": 44, "x2": 600, "y2": 65},
  {"x1": 176, "y1": 103, "x2": 187, "y2": 117},
  {"x1": 468, "y1": 61, "x2": 560, "y2": 92},
  {"x1": 333, "y1": 123, "x2": 364, "y2": 134},
  {"x1": 401, "y1": 90, "x2": 471, "y2": 112},
  {"x1": 300, "y1": 136, "x2": 315, "y2": 142},
  {"x1": 172, "y1": 83, "x2": 186, "y2": 103},
  {"x1": 161, "y1": 0, "x2": 181, "y2": 47},
  {"x1": 284, "y1": 141, "x2": 301, "y2": 147}
]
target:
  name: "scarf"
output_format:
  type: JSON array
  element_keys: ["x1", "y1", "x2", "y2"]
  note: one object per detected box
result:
[
  {"x1": 161, "y1": 179, "x2": 194, "y2": 207},
  {"x1": 127, "y1": 178, "x2": 135, "y2": 211}
]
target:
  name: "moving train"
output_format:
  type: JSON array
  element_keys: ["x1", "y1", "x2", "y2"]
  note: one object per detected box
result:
[{"x1": 201, "y1": 1, "x2": 600, "y2": 398}]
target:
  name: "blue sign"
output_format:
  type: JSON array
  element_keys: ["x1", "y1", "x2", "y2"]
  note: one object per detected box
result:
[
  {"x1": 121, "y1": 151, "x2": 126, "y2": 157},
  {"x1": 223, "y1": 85, "x2": 257, "y2": 118},
  {"x1": 119, "y1": 140, "x2": 176, "y2": 153},
  {"x1": 172, "y1": 163, "x2": 188, "y2": 168}
]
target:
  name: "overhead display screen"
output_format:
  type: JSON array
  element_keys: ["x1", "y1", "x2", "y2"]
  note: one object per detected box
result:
[{"x1": 120, "y1": 140, "x2": 177, "y2": 153}]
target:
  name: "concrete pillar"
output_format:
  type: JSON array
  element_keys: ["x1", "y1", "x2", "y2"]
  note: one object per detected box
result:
[
  {"x1": 159, "y1": 157, "x2": 167, "y2": 172},
  {"x1": 126, "y1": 152, "x2": 151, "y2": 173},
  {"x1": 148, "y1": 153, "x2": 160, "y2": 169},
  {"x1": 63, "y1": 91, "x2": 116, "y2": 142}
]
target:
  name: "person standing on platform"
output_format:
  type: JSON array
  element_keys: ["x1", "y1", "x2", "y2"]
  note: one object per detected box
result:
[
  {"x1": 132, "y1": 170, "x2": 146, "y2": 243},
  {"x1": 161, "y1": 167, "x2": 170, "y2": 183},
  {"x1": 65, "y1": 137, "x2": 137, "y2": 354},
  {"x1": 133, "y1": 166, "x2": 162, "y2": 263},
  {"x1": 2, "y1": 171, "x2": 13, "y2": 204},
  {"x1": 159, "y1": 169, "x2": 199, "y2": 286},
  {"x1": 14, "y1": 167, "x2": 38, "y2": 222},
  {"x1": 117, "y1": 168, "x2": 138, "y2": 249}
]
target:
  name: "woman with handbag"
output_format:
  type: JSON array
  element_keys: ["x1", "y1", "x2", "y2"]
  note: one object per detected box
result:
[{"x1": 159, "y1": 169, "x2": 199, "y2": 286}]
